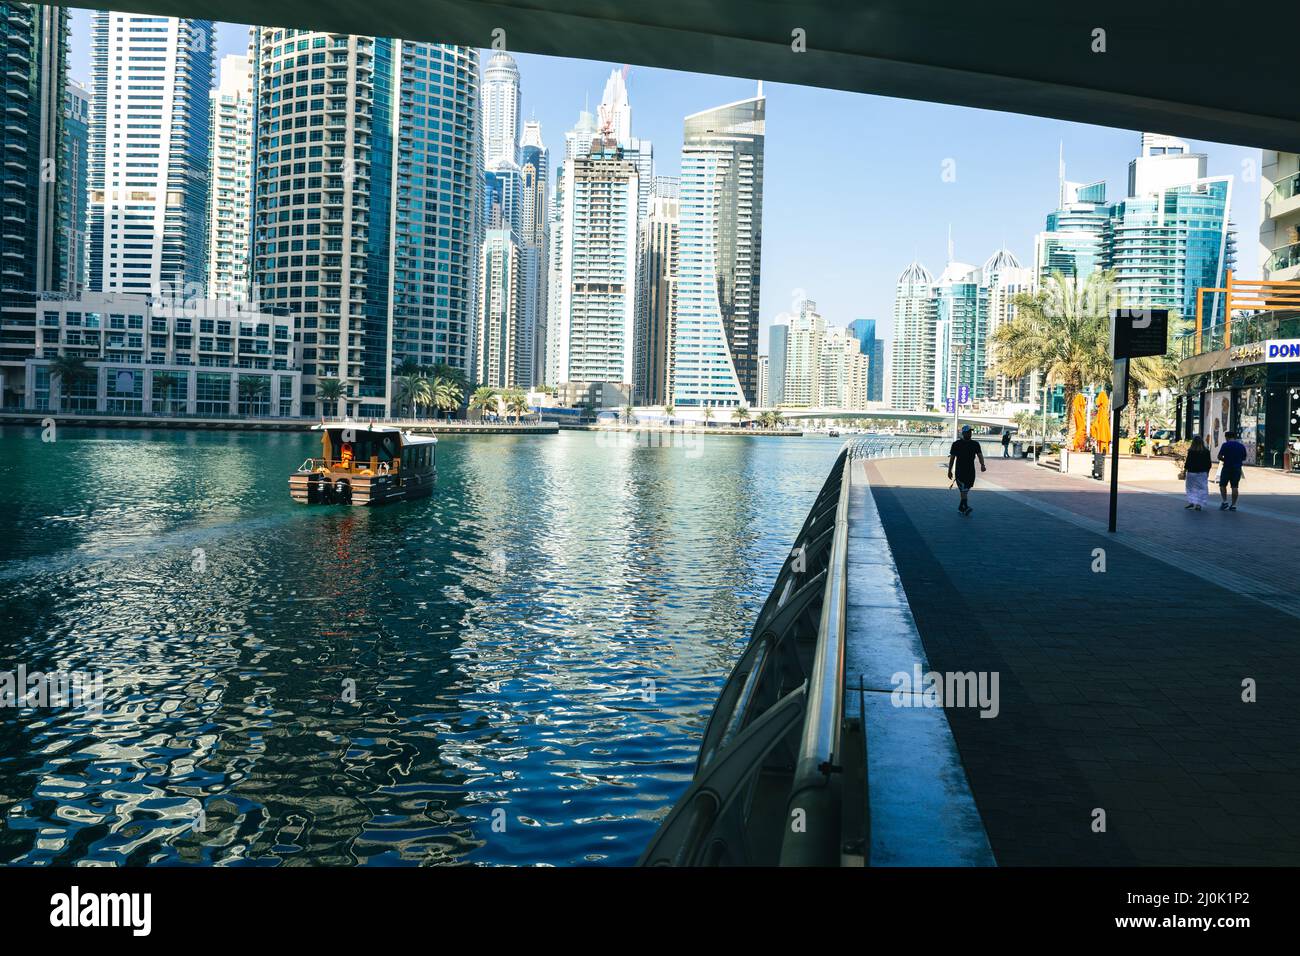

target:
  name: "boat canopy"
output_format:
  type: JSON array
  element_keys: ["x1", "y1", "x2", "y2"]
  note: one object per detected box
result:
[{"x1": 313, "y1": 420, "x2": 436, "y2": 446}]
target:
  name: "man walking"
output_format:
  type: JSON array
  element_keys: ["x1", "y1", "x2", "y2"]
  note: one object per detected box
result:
[
  {"x1": 1217, "y1": 430, "x2": 1248, "y2": 511},
  {"x1": 948, "y1": 424, "x2": 986, "y2": 516},
  {"x1": 1001, "y1": 430, "x2": 1012, "y2": 458}
]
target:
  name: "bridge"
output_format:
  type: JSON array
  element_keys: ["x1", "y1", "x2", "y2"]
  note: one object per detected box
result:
[{"x1": 762, "y1": 407, "x2": 1014, "y2": 429}]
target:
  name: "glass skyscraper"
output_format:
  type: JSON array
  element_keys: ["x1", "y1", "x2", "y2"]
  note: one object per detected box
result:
[
  {"x1": 88, "y1": 14, "x2": 213, "y2": 296},
  {"x1": 847, "y1": 318, "x2": 884, "y2": 402},
  {"x1": 671, "y1": 86, "x2": 764, "y2": 407}
]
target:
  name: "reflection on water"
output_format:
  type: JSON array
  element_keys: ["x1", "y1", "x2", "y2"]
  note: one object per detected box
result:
[{"x1": 0, "y1": 425, "x2": 844, "y2": 865}]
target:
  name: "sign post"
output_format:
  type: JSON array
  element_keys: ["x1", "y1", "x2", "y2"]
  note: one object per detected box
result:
[{"x1": 1109, "y1": 308, "x2": 1169, "y2": 532}]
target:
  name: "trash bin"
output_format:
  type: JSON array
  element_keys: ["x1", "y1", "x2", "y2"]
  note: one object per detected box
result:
[
  {"x1": 1012, "y1": 441, "x2": 1024, "y2": 458},
  {"x1": 1091, "y1": 451, "x2": 1106, "y2": 480}
]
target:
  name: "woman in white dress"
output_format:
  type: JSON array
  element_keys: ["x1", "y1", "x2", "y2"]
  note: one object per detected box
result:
[{"x1": 1183, "y1": 435, "x2": 1211, "y2": 511}]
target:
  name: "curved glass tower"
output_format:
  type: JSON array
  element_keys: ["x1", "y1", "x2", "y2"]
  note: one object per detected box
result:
[{"x1": 671, "y1": 88, "x2": 764, "y2": 408}]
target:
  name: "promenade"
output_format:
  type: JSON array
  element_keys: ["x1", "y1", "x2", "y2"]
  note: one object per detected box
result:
[{"x1": 858, "y1": 453, "x2": 1300, "y2": 866}]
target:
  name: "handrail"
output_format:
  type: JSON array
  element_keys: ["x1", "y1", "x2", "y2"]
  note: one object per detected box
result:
[{"x1": 780, "y1": 441, "x2": 851, "y2": 866}]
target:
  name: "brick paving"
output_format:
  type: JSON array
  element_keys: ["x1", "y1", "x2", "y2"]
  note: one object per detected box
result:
[{"x1": 861, "y1": 454, "x2": 1300, "y2": 866}]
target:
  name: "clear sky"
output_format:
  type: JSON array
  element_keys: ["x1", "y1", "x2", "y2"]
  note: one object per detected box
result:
[{"x1": 67, "y1": 13, "x2": 1263, "y2": 356}]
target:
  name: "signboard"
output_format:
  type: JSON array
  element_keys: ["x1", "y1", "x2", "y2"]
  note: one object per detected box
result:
[
  {"x1": 944, "y1": 398, "x2": 955, "y2": 413},
  {"x1": 1112, "y1": 359, "x2": 1130, "y2": 411},
  {"x1": 1265, "y1": 339, "x2": 1300, "y2": 362},
  {"x1": 958, "y1": 384, "x2": 971, "y2": 406},
  {"x1": 1111, "y1": 308, "x2": 1169, "y2": 360}
]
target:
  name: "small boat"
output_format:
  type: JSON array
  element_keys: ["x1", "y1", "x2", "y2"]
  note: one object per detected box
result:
[
  {"x1": 828, "y1": 429, "x2": 840, "y2": 438},
  {"x1": 289, "y1": 421, "x2": 436, "y2": 506}
]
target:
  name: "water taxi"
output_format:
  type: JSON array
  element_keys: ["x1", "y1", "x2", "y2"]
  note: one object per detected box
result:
[{"x1": 289, "y1": 421, "x2": 436, "y2": 506}]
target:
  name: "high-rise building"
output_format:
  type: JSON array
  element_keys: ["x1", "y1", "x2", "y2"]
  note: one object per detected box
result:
[
  {"x1": 756, "y1": 354, "x2": 769, "y2": 407},
  {"x1": 767, "y1": 322, "x2": 788, "y2": 407},
  {"x1": 390, "y1": 42, "x2": 480, "y2": 382},
  {"x1": 637, "y1": 183, "x2": 678, "y2": 405},
  {"x1": 819, "y1": 326, "x2": 869, "y2": 410},
  {"x1": 481, "y1": 50, "x2": 520, "y2": 168},
  {"x1": 1034, "y1": 150, "x2": 1108, "y2": 283},
  {"x1": 671, "y1": 87, "x2": 765, "y2": 407},
  {"x1": 1104, "y1": 133, "x2": 1234, "y2": 324},
  {"x1": 889, "y1": 261, "x2": 936, "y2": 411},
  {"x1": 782, "y1": 300, "x2": 824, "y2": 407},
  {"x1": 847, "y1": 318, "x2": 884, "y2": 402},
  {"x1": 982, "y1": 248, "x2": 1034, "y2": 403},
  {"x1": 208, "y1": 54, "x2": 254, "y2": 300},
  {"x1": 553, "y1": 138, "x2": 639, "y2": 385},
  {"x1": 64, "y1": 78, "x2": 90, "y2": 296},
  {"x1": 88, "y1": 14, "x2": 213, "y2": 296},
  {"x1": 0, "y1": 3, "x2": 70, "y2": 403},
  {"x1": 933, "y1": 258, "x2": 985, "y2": 406},
  {"x1": 253, "y1": 32, "x2": 479, "y2": 417},
  {"x1": 518, "y1": 120, "x2": 548, "y2": 387},
  {"x1": 476, "y1": 228, "x2": 521, "y2": 388},
  {"x1": 1261, "y1": 151, "x2": 1299, "y2": 281}
]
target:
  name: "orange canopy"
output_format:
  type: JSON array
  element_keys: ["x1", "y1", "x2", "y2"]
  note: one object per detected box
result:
[
  {"x1": 1091, "y1": 391, "x2": 1112, "y2": 451},
  {"x1": 1069, "y1": 393, "x2": 1088, "y2": 451}
]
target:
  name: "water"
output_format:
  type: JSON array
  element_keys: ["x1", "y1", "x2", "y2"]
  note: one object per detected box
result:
[{"x1": 0, "y1": 425, "x2": 845, "y2": 866}]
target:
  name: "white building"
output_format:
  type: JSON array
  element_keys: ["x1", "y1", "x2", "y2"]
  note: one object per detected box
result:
[
  {"x1": 476, "y1": 229, "x2": 522, "y2": 389},
  {"x1": 87, "y1": 14, "x2": 214, "y2": 296},
  {"x1": 819, "y1": 327, "x2": 869, "y2": 410},
  {"x1": 889, "y1": 261, "x2": 936, "y2": 411},
  {"x1": 207, "y1": 54, "x2": 254, "y2": 300},
  {"x1": 782, "y1": 300, "x2": 824, "y2": 407},
  {"x1": 481, "y1": 51, "x2": 520, "y2": 167},
  {"x1": 25, "y1": 292, "x2": 300, "y2": 416},
  {"x1": 671, "y1": 88, "x2": 765, "y2": 408},
  {"x1": 1262, "y1": 150, "x2": 1300, "y2": 282},
  {"x1": 983, "y1": 248, "x2": 1035, "y2": 403},
  {"x1": 554, "y1": 141, "x2": 639, "y2": 385}
]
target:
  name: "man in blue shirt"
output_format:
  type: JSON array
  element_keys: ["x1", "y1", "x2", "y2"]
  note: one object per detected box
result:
[{"x1": 1217, "y1": 430, "x2": 1248, "y2": 511}]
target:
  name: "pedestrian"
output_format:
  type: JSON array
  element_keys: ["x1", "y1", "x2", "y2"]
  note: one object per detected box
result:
[
  {"x1": 1182, "y1": 435, "x2": 1211, "y2": 511},
  {"x1": 1217, "y1": 430, "x2": 1248, "y2": 511},
  {"x1": 1001, "y1": 430, "x2": 1011, "y2": 458},
  {"x1": 948, "y1": 424, "x2": 986, "y2": 516}
]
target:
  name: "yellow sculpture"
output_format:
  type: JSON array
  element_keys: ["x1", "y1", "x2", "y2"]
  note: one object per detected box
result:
[
  {"x1": 1091, "y1": 391, "x2": 1112, "y2": 454},
  {"x1": 1069, "y1": 393, "x2": 1088, "y2": 451}
]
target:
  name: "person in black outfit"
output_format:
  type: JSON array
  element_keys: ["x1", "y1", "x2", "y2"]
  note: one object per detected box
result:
[
  {"x1": 948, "y1": 424, "x2": 986, "y2": 515},
  {"x1": 1001, "y1": 431, "x2": 1012, "y2": 458},
  {"x1": 1182, "y1": 435, "x2": 1211, "y2": 511}
]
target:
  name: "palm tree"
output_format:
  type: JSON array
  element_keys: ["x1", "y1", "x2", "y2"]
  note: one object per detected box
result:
[
  {"x1": 504, "y1": 388, "x2": 531, "y2": 423},
  {"x1": 394, "y1": 358, "x2": 423, "y2": 378},
  {"x1": 469, "y1": 385, "x2": 498, "y2": 421},
  {"x1": 430, "y1": 376, "x2": 463, "y2": 420},
  {"x1": 237, "y1": 375, "x2": 271, "y2": 416},
  {"x1": 732, "y1": 406, "x2": 751, "y2": 426},
  {"x1": 663, "y1": 403, "x2": 675, "y2": 423},
  {"x1": 769, "y1": 409, "x2": 785, "y2": 430},
  {"x1": 701, "y1": 406, "x2": 714, "y2": 425},
  {"x1": 150, "y1": 370, "x2": 180, "y2": 414},
  {"x1": 48, "y1": 354, "x2": 95, "y2": 412},
  {"x1": 990, "y1": 271, "x2": 1115, "y2": 425},
  {"x1": 393, "y1": 374, "x2": 431, "y2": 418},
  {"x1": 621, "y1": 403, "x2": 635, "y2": 425},
  {"x1": 316, "y1": 378, "x2": 346, "y2": 417},
  {"x1": 425, "y1": 362, "x2": 468, "y2": 398}
]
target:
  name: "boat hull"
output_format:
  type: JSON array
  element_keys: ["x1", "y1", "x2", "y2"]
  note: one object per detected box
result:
[{"x1": 288, "y1": 469, "x2": 435, "y2": 506}]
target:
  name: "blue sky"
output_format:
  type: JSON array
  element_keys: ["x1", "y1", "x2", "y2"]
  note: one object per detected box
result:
[{"x1": 68, "y1": 14, "x2": 1263, "y2": 356}]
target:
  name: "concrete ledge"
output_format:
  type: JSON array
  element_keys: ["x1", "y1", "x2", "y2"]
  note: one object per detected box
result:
[{"x1": 843, "y1": 457, "x2": 996, "y2": 866}]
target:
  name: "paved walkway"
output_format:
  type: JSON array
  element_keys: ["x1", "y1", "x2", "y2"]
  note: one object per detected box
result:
[{"x1": 859, "y1": 454, "x2": 1300, "y2": 866}]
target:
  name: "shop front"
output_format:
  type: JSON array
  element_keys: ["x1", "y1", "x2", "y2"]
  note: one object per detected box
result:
[{"x1": 1177, "y1": 337, "x2": 1300, "y2": 470}]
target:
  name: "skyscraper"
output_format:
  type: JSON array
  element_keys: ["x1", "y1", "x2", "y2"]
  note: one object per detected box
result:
[
  {"x1": 481, "y1": 50, "x2": 520, "y2": 168},
  {"x1": 671, "y1": 86, "x2": 765, "y2": 407},
  {"x1": 933, "y1": 257, "x2": 985, "y2": 406},
  {"x1": 767, "y1": 322, "x2": 788, "y2": 408},
  {"x1": 88, "y1": 14, "x2": 213, "y2": 296},
  {"x1": 889, "y1": 261, "x2": 936, "y2": 411},
  {"x1": 553, "y1": 137, "x2": 639, "y2": 384},
  {"x1": 64, "y1": 79, "x2": 90, "y2": 296},
  {"x1": 982, "y1": 248, "x2": 1034, "y2": 402},
  {"x1": 847, "y1": 318, "x2": 884, "y2": 402},
  {"x1": 637, "y1": 180, "x2": 678, "y2": 405},
  {"x1": 476, "y1": 228, "x2": 521, "y2": 388},
  {"x1": 254, "y1": 32, "x2": 480, "y2": 416},
  {"x1": 1104, "y1": 133, "x2": 1234, "y2": 324},
  {"x1": 819, "y1": 326, "x2": 869, "y2": 410},
  {"x1": 1033, "y1": 150, "x2": 1109, "y2": 283},
  {"x1": 208, "y1": 54, "x2": 254, "y2": 300},
  {"x1": 518, "y1": 120, "x2": 548, "y2": 386},
  {"x1": 782, "y1": 300, "x2": 824, "y2": 407},
  {"x1": 0, "y1": 2, "x2": 70, "y2": 401}
]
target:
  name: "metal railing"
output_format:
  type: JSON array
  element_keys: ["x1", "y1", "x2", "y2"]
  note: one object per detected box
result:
[
  {"x1": 640, "y1": 449, "x2": 852, "y2": 866},
  {"x1": 641, "y1": 436, "x2": 979, "y2": 866}
]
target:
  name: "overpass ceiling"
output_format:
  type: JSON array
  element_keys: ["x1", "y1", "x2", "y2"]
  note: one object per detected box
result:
[{"x1": 80, "y1": 0, "x2": 1296, "y2": 151}]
